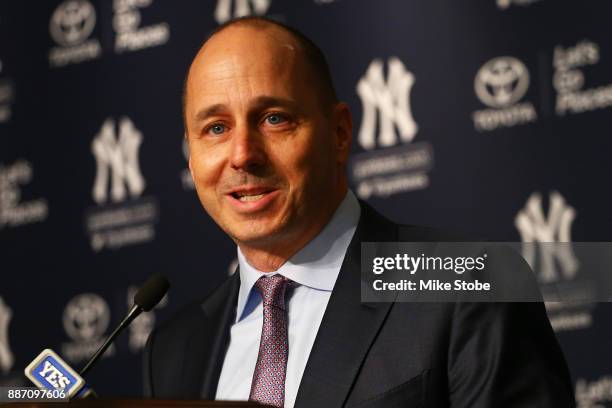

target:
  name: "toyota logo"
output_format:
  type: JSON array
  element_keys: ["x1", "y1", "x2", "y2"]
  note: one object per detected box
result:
[
  {"x1": 475, "y1": 56, "x2": 530, "y2": 108},
  {"x1": 63, "y1": 293, "x2": 110, "y2": 341},
  {"x1": 50, "y1": 0, "x2": 96, "y2": 47}
]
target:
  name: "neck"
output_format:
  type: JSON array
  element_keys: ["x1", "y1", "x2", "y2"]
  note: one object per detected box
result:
[
  {"x1": 238, "y1": 246, "x2": 292, "y2": 272},
  {"x1": 238, "y1": 187, "x2": 348, "y2": 272}
]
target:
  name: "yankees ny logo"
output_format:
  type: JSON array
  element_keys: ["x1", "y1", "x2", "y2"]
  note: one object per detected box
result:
[
  {"x1": 357, "y1": 57, "x2": 418, "y2": 151},
  {"x1": 91, "y1": 117, "x2": 145, "y2": 204},
  {"x1": 214, "y1": 0, "x2": 271, "y2": 24},
  {"x1": 0, "y1": 297, "x2": 14, "y2": 374},
  {"x1": 515, "y1": 191, "x2": 579, "y2": 283}
]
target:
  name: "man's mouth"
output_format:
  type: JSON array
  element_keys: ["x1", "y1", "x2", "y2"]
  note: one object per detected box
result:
[
  {"x1": 231, "y1": 192, "x2": 268, "y2": 202},
  {"x1": 226, "y1": 187, "x2": 278, "y2": 210}
]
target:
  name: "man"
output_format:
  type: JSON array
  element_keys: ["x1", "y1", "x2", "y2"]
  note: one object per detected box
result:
[{"x1": 145, "y1": 17, "x2": 575, "y2": 407}]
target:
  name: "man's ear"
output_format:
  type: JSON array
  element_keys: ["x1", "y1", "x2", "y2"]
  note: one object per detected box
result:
[{"x1": 333, "y1": 102, "x2": 353, "y2": 165}]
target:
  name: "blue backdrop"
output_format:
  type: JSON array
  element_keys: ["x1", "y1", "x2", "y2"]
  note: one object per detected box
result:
[{"x1": 1, "y1": 0, "x2": 610, "y2": 404}]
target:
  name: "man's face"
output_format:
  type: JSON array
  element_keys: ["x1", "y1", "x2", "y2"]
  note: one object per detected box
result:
[{"x1": 184, "y1": 26, "x2": 350, "y2": 251}]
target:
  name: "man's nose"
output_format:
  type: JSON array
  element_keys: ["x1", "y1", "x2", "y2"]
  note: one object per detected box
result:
[{"x1": 229, "y1": 123, "x2": 267, "y2": 171}]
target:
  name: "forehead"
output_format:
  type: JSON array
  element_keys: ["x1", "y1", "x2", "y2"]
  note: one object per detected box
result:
[{"x1": 187, "y1": 26, "x2": 314, "y2": 109}]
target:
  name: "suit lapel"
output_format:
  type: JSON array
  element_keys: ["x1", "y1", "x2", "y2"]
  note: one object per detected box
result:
[
  {"x1": 178, "y1": 272, "x2": 239, "y2": 399},
  {"x1": 295, "y1": 203, "x2": 398, "y2": 408}
]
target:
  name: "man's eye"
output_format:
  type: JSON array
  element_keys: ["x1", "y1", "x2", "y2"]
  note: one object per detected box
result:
[
  {"x1": 265, "y1": 114, "x2": 286, "y2": 125},
  {"x1": 208, "y1": 124, "x2": 226, "y2": 135}
]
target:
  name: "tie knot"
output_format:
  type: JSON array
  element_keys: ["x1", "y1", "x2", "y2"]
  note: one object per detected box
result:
[{"x1": 254, "y1": 275, "x2": 290, "y2": 309}]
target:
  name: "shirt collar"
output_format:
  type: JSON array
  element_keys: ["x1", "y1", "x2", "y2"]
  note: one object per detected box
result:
[{"x1": 235, "y1": 190, "x2": 361, "y2": 322}]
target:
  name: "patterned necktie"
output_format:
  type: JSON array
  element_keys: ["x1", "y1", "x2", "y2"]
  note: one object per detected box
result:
[{"x1": 249, "y1": 274, "x2": 291, "y2": 407}]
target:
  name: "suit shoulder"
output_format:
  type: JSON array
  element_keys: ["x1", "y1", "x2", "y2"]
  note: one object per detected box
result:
[
  {"x1": 153, "y1": 275, "x2": 236, "y2": 341},
  {"x1": 360, "y1": 200, "x2": 480, "y2": 242},
  {"x1": 145, "y1": 275, "x2": 238, "y2": 398},
  {"x1": 154, "y1": 300, "x2": 205, "y2": 337},
  {"x1": 396, "y1": 224, "x2": 480, "y2": 242}
]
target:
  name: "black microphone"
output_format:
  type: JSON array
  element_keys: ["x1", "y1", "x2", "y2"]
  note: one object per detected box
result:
[
  {"x1": 79, "y1": 273, "x2": 170, "y2": 377},
  {"x1": 25, "y1": 274, "x2": 170, "y2": 399}
]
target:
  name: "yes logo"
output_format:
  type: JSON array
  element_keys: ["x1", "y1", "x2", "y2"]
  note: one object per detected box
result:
[{"x1": 38, "y1": 361, "x2": 71, "y2": 389}]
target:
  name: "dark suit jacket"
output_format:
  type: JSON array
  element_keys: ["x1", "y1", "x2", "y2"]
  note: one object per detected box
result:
[{"x1": 144, "y1": 202, "x2": 575, "y2": 407}]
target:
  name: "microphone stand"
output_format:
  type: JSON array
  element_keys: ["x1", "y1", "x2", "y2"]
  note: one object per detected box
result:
[{"x1": 79, "y1": 304, "x2": 142, "y2": 377}]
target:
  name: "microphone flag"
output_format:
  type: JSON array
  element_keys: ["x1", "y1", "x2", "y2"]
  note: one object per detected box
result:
[{"x1": 24, "y1": 348, "x2": 87, "y2": 399}]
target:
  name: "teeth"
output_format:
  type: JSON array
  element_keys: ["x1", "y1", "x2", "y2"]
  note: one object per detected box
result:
[{"x1": 237, "y1": 193, "x2": 265, "y2": 202}]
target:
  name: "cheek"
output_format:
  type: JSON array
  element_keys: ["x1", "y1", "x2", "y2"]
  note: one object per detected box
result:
[
  {"x1": 275, "y1": 129, "x2": 333, "y2": 190},
  {"x1": 189, "y1": 143, "x2": 226, "y2": 200}
]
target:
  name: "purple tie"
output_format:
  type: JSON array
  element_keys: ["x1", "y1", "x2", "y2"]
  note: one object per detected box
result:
[{"x1": 249, "y1": 275, "x2": 291, "y2": 407}]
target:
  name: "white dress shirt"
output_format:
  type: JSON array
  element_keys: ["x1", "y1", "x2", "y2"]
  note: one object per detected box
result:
[{"x1": 215, "y1": 191, "x2": 361, "y2": 407}]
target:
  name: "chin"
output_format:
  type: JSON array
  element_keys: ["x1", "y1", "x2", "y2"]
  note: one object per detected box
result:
[{"x1": 227, "y1": 219, "x2": 288, "y2": 247}]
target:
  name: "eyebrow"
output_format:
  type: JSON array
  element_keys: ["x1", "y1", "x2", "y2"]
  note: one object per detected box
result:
[
  {"x1": 251, "y1": 96, "x2": 300, "y2": 112},
  {"x1": 193, "y1": 104, "x2": 227, "y2": 124},
  {"x1": 192, "y1": 96, "x2": 300, "y2": 125}
]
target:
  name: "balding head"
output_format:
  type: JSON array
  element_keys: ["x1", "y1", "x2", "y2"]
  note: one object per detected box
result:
[{"x1": 183, "y1": 17, "x2": 337, "y2": 127}]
